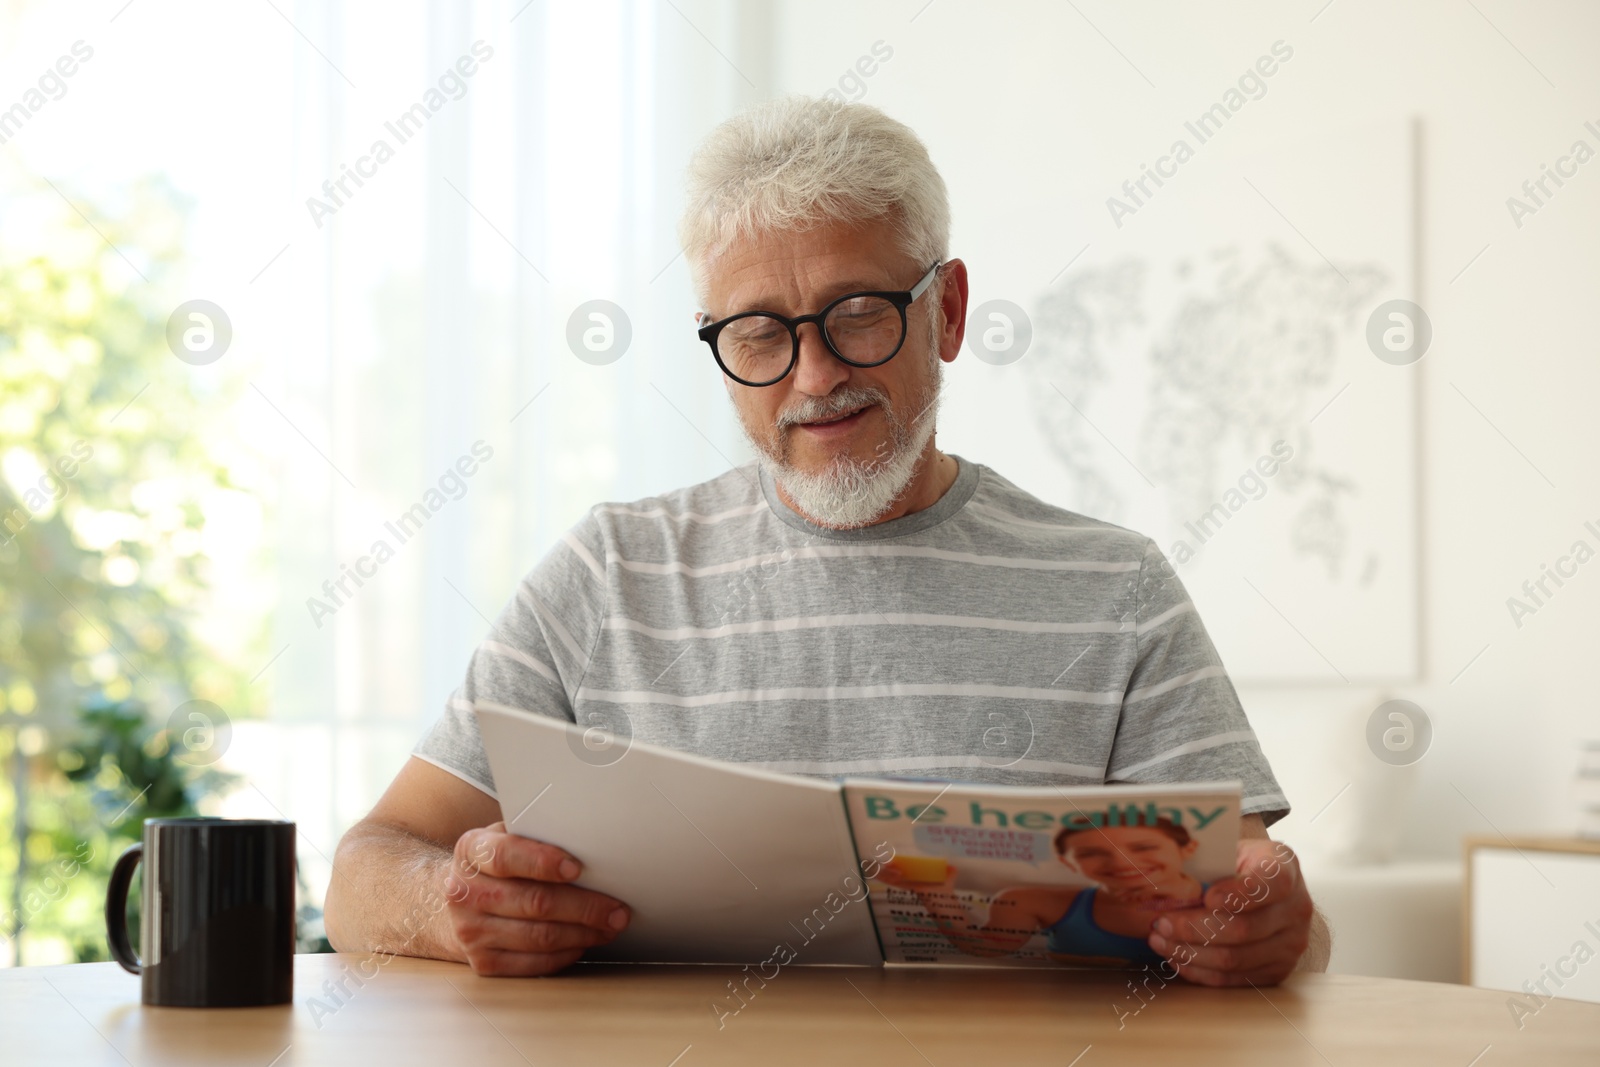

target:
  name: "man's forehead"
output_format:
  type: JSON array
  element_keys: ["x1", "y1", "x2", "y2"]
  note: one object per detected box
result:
[{"x1": 705, "y1": 224, "x2": 907, "y2": 314}]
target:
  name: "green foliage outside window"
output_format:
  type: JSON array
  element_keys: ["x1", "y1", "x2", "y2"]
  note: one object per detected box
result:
[{"x1": 0, "y1": 171, "x2": 297, "y2": 964}]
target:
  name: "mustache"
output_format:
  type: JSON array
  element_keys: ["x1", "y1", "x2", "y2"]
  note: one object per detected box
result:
[{"x1": 778, "y1": 388, "x2": 888, "y2": 427}]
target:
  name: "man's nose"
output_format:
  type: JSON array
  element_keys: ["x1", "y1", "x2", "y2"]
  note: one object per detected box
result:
[{"x1": 790, "y1": 321, "x2": 850, "y2": 396}]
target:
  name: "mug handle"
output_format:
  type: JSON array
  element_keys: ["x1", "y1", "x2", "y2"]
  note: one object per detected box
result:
[{"x1": 105, "y1": 842, "x2": 143, "y2": 974}]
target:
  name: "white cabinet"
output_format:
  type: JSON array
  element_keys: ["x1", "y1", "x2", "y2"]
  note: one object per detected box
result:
[{"x1": 1466, "y1": 837, "x2": 1600, "y2": 1005}]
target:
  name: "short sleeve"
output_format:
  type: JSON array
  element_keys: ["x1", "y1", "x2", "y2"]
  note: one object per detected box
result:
[
  {"x1": 411, "y1": 509, "x2": 610, "y2": 797},
  {"x1": 1106, "y1": 540, "x2": 1289, "y2": 826}
]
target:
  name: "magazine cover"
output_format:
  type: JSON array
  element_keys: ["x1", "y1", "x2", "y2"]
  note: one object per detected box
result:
[{"x1": 843, "y1": 779, "x2": 1242, "y2": 968}]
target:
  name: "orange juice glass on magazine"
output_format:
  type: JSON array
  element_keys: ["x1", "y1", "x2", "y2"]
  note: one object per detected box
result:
[{"x1": 885, "y1": 855, "x2": 949, "y2": 883}]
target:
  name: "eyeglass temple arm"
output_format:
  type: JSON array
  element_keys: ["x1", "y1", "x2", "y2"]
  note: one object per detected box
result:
[{"x1": 908, "y1": 261, "x2": 943, "y2": 302}]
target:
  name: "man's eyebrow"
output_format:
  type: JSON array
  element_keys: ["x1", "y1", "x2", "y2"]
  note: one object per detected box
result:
[{"x1": 717, "y1": 278, "x2": 894, "y2": 318}]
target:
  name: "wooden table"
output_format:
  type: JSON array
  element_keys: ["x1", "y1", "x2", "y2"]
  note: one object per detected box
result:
[{"x1": 6, "y1": 952, "x2": 1598, "y2": 1065}]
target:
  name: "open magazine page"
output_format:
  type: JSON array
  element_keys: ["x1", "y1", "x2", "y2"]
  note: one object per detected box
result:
[
  {"x1": 841, "y1": 779, "x2": 1241, "y2": 968},
  {"x1": 474, "y1": 701, "x2": 882, "y2": 965}
]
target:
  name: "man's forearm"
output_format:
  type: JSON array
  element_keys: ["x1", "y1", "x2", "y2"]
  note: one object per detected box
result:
[{"x1": 324, "y1": 821, "x2": 465, "y2": 963}]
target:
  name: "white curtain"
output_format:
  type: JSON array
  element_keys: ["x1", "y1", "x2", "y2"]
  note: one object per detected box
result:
[{"x1": 229, "y1": 0, "x2": 770, "y2": 893}]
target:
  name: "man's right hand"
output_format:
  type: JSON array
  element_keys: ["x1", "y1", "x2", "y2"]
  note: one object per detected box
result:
[{"x1": 444, "y1": 820, "x2": 631, "y2": 976}]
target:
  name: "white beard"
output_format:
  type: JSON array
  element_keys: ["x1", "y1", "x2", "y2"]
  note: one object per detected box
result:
[{"x1": 743, "y1": 358, "x2": 944, "y2": 530}]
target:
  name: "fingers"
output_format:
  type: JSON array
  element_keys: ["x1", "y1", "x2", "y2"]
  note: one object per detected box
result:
[
  {"x1": 1159, "y1": 954, "x2": 1298, "y2": 988},
  {"x1": 1153, "y1": 892, "x2": 1306, "y2": 947},
  {"x1": 455, "y1": 912, "x2": 617, "y2": 956},
  {"x1": 442, "y1": 822, "x2": 637, "y2": 977},
  {"x1": 1150, "y1": 924, "x2": 1305, "y2": 976},
  {"x1": 464, "y1": 946, "x2": 587, "y2": 978},
  {"x1": 1147, "y1": 841, "x2": 1316, "y2": 985},
  {"x1": 1154, "y1": 838, "x2": 1312, "y2": 948},
  {"x1": 453, "y1": 824, "x2": 583, "y2": 884},
  {"x1": 451, "y1": 869, "x2": 629, "y2": 931}
]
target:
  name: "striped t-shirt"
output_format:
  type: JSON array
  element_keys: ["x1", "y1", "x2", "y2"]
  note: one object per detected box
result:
[{"x1": 415, "y1": 453, "x2": 1290, "y2": 825}]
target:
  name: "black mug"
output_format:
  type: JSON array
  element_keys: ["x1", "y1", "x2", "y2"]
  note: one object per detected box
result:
[{"x1": 105, "y1": 817, "x2": 297, "y2": 1007}]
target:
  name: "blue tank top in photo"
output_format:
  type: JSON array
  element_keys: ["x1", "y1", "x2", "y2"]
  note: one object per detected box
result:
[{"x1": 1043, "y1": 884, "x2": 1210, "y2": 966}]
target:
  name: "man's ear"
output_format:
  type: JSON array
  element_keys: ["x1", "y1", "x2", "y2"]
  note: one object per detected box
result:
[{"x1": 937, "y1": 258, "x2": 970, "y2": 363}]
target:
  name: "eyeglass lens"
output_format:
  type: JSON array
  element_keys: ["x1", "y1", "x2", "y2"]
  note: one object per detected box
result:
[{"x1": 718, "y1": 295, "x2": 902, "y2": 383}]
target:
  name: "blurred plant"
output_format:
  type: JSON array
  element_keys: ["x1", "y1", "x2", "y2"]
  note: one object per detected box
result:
[
  {"x1": 0, "y1": 168, "x2": 271, "y2": 964},
  {"x1": 59, "y1": 699, "x2": 234, "y2": 830}
]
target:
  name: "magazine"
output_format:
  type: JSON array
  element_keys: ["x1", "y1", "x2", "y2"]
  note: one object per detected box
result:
[{"x1": 474, "y1": 700, "x2": 1241, "y2": 969}]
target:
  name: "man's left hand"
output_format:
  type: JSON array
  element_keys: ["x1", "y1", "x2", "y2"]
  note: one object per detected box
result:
[{"x1": 1147, "y1": 837, "x2": 1315, "y2": 986}]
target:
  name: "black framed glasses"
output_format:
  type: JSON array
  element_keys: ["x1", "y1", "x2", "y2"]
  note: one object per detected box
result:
[{"x1": 695, "y1": 262, "x2": 942, "y2": 387}]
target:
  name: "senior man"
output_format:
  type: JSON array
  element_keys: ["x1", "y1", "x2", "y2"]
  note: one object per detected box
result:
[{"x1": 326, "y1": 96, "x2": 1329, "y2": 985}]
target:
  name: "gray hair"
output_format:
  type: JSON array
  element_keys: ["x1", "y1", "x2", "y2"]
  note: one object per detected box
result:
[{"x1": 679, "y1": 95, "x2": 951, "y2": 320}]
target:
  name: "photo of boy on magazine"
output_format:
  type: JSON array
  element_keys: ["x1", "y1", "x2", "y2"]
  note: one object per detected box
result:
[
  {"x1": 871, "y1": 814, "x2": 1209, "y2": 967},
  {"x1": 846, "y1": 780, "x2": 1239, "y2": 968}
]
